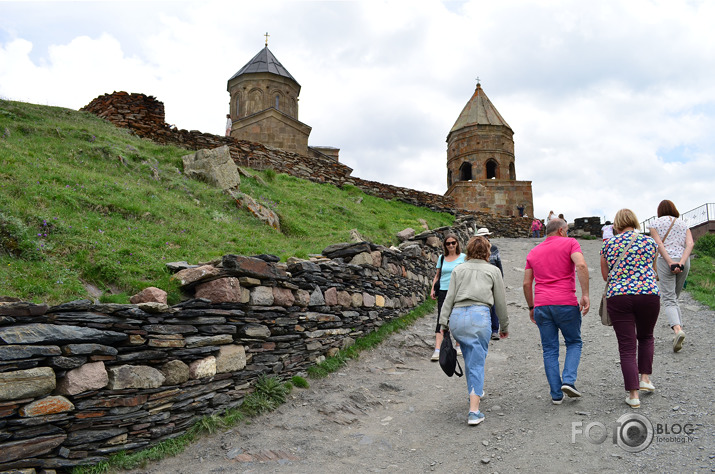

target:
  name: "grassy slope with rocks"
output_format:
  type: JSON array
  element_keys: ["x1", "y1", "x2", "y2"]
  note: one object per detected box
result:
[{"x1": 0, "y1": 99, "x2": 454, "y2": 306}]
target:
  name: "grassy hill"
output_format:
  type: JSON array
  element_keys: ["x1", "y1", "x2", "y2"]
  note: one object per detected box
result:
[{"x1": 0, "y1": 99, "x2": 454, "y2": 306}]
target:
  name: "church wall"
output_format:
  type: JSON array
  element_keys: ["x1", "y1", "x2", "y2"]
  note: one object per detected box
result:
[
  {"x1": 227, "y1": 74, "x2": 299, "y2": 120},
  {"x1": 446, "y1": 180, "x2": 533, "y2": 218}
]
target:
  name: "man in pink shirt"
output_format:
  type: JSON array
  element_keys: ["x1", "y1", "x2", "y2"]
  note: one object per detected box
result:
[{"x1": 523, "y1": 218, "x2": 590, "y2": 404}]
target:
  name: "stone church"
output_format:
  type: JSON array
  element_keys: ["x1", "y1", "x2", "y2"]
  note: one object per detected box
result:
[
  {"x1": 445, "y1": 83, "x2": 533, "y2": 217},
  {"x1": 227, "y1": 44, "x2": 339, "y2": 161}
]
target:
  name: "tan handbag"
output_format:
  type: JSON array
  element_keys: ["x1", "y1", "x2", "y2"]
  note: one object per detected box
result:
[{"x1": 600, "y1": 233, "x2": 638, "y2": 326}]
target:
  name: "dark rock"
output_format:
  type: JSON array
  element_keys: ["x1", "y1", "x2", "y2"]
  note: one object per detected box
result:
[
  {"x1": 48, "y1": 356, "x2": 87, "y2": 370},
  {"x1": 321, "y1": 242, "x2": 371, "y2": 258},
  {"x1": 65, "y1": 428, "x2": 126, "y2": 446},
  {"x1": 251, "y1": 254, "x2": 280, "y2": 263},
  {"x1": 0, "y1": 434, "x2": 67, "y2": 463},
  {"x1": 62, "y1": 344, "x2": 118, "y2": 356},
  {"x1": 0, "y1": 345, "x2": 61, "y2": 360}
]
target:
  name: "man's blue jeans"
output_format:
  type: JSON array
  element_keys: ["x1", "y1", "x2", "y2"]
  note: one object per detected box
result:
[{"x1": 534, "y1": 305, "x2": 582, "y2": 400}]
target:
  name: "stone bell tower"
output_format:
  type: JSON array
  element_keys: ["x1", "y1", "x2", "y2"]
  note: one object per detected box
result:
[
  {"x1": 226, "y1": 39, "x2": 311, "y2": 155},
  {"x1": 444, "y1": 82, "x2": 533, "y2": 217}
]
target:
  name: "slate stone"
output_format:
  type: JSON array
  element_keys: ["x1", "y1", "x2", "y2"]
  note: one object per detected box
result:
[
  {"x1": 19, "y1": 395, "x2": 75, "y2": 417},
  {"x1": 0, "y1": 324, "x2": 127, "y2": 345},
  {"x1": 0, "y1": 367, "x2": 56, "y2": 402},
  {"x1": 142, "y1": 324, "x2": 197, "y2": 335},
  {"x1": 0, "y1": 302, "x2": 49, "y2": 317},
  {"x1": 250, "y1": 254, "x2": 280, "y2": 263},
  {"x1": 47, "y1": 299, "x2": 93, "y2": 312},
  {"x1": 116, "y1": 350, "x2": 166, "y2": 363},
  {"x1": 0, "y1": 434, "x2": 67, "y2": 463},
  {"x1": 0, "y1": 345, "x2": 61, "y2": 360},
  {"x1": 321, "y1": 242, "x2": 371, "y2": 258},
  {"x1": 65, "y1": 427, "x2": 126, "y2": 446},
  {"x1": 165, "y1": 260, "x2": 197, "y2": 273},
  {"x1": 287, "y1": 261, "x2": 322, "y2": 274},
  {"x1": 184, "y1": 334, "x2": 233, "y2": 348},
  {"x1": 48, "y1": 356, "x2": 87, "y2": 370},
  {"x1": 222, "y1": 255, "x2": 288, "y2": 280},
  {"x1": 240, "y1": 324, "x2": 271, "y2": 338},
  {"x1": 197, "y1": 324, "x2": 236, "y2": 335},
  {"x1": 62, "y1": 344, "x2": 118, "y2": 356}
]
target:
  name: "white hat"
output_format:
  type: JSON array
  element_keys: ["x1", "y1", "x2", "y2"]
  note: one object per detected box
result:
[{"x1": 475, "y1": 227, "x2": 492, "y2": 237}]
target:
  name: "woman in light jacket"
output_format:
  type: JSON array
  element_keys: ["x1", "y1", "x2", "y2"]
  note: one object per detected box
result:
[
  {"x1": 439, "y1": 236, "x2": 509, "y2": 426},
  {"x1": 647, "y1": 200, "x2": 694, "y2": 352}
]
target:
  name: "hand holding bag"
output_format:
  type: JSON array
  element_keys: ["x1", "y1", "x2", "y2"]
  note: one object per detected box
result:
[
  {"x1": 438, "y1": 329, "x2": 463, "y2": 377},
  {"x1": 600, "y1": 233, "x2": 639, "y2": 326}
]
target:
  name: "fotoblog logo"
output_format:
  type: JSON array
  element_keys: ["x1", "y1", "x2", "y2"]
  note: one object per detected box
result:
[{"x1": 572, "y1": 413, "x2": 654, "y2": 453}]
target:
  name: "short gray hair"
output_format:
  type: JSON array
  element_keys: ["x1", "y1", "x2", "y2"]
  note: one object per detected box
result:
[{"x1": 546, "y1": 218, "x2": 567, "y2": 235}]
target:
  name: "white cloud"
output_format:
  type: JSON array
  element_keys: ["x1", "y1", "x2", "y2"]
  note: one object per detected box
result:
[{"x1": 1, "y1": 0, "x2": 713, "y2": 224}]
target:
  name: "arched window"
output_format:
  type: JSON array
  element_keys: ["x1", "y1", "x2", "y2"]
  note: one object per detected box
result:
[
  {"x1": 275, "y1": 95, "x2": 280, "y2": 110},
  {"x1": 509, "y1": 162, "x2": 516, "y2": 180},
  {"x1": 447, "y1": 170, "x2": 452, "y2": 186},
  {"x1": 486, "y1": 160, "x2": 498, "y2": 179},
  {"x1": 459, "y1": 162, "x2": 472, "y2": 181},
  {"x1": 235, "y1": 96, "x2": 240, "y2": 117}
]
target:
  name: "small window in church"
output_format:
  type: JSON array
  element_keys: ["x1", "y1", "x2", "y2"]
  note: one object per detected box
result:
[
  {"x1": 459, "y1": 162, "x2": 472, "y2": 181},
  {"x1": 235, "y1": 97, "x2": 240, "y2": 116},
  {"x1": 447, "y1": 170, "x2": 452, "y2": 186},
  {"x1": 275, "y1": 95, "x2": 280, "y2": 110},
  {"x1": 509, "y1": 162, "x2": 516, "y2": 180},
  {"x1": 486, "y1": 160, "x2": 498, "y2": 179}
]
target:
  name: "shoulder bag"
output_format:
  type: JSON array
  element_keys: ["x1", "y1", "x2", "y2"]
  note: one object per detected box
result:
[
  {"x1": 599, "y1": 232, "x2": 638, "y2": 326},
  {"x1": 434, "y1": 255, "x2": 444, "y2": 292},
  {"x1": 654, "y1": 217, "x2": 676, "y2": 281},
  {"x1": 439, "y1": 329, "x2": 463, "y2": 377}
]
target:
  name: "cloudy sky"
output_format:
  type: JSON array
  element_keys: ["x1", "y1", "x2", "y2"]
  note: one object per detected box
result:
[{"x1": 1, "y1": 0, "x2": 713, "y2": 224}]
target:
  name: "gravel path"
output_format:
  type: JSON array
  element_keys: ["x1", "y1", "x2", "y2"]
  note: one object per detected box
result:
[{"x1": 129, "y1": 237, "x2": 714, "y2": 473}]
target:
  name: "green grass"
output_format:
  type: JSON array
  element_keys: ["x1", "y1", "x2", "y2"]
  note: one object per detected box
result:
[
  {"x1": 0, "y1": 99, "x2": 454, "y2": 305},
  {"x1": 687, "y1": 234, "x2": 715, "y2": 309}
]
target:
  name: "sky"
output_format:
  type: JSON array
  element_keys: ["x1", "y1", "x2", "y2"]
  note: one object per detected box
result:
[{"x1": 1, "y1": 0, "x2": 714, "y2": 225}]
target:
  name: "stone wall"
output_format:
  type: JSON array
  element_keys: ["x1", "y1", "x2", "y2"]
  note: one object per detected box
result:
[
  {"x1": 0, "y1": 219, "x2": 480, "y2": 470},
  {"x1": 80, "y1": 92, "x2": 533, "y2": 237}
]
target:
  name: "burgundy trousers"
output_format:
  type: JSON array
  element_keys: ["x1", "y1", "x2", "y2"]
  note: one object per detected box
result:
[{"x1": 606, "y1": 294, "x2": 660, "y2": 391}]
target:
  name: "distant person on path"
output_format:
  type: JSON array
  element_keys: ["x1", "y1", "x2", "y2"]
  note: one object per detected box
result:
[
  {"x1": 225, "y1": 114, "x2": 232, "y2": 137},
  {"x1": 517, "y1": 204, "x2": 525, "y2": 217},
  {"x1": 547, "y1": 210, "x2": 556, "y2": 223},
  {"x1": 439, "y1": 236, "x2": 509, "y2": 426},
  {"x1": 523, "y1": 218, "x2": 590, "y2": 405},
  {"x1": 430, "y1": 233, "x2": 466, "y2": 361},
  {"x1": 602, "y1": 220, "x2": 614, "y2": 241},
  {"x1": 530, "y1": 218, "x2": 543, "y2": 238},
  {"x1": 600, "y1": 209, "x2": 660, "y2": 409},
  {"x1": 475, "y1": 227, "x2": 504, "y2": 340},
  {"x1": 648, "y1": 199, "x2": 694, "y2": 352}
]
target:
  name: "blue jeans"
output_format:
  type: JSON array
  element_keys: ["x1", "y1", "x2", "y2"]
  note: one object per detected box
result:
[
  {"x1": 449, "y1": 305, "x2": 491, "y2": 397},
  {"x1": 532, "y1": 230, "x2": 541, "y2": 238},
  {"x1": 534, "y1": 305, "x2": 583, "y2": 400}
]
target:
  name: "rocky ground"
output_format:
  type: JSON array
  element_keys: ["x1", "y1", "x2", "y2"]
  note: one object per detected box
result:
[{"x1": 127, "y1": 237, "x2": 714, "y2": 473}]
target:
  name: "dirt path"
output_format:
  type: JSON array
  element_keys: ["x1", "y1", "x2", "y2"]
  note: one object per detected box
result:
[{"x1": 129, "y1": 237, "x2": 714, "y2": 473}]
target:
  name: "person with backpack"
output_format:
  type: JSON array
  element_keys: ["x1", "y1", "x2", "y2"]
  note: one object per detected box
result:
[{"x1": 430, "y1": 233, "x2": 465, "y2": 361}]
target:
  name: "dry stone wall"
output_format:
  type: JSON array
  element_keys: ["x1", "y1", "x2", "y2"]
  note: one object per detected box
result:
[
  {"x1": 80, "y1": 92, "x2": 533, "y2": 237},
  {"x1": 0, "y1": 218, "x2": 477, "y2": 470}
]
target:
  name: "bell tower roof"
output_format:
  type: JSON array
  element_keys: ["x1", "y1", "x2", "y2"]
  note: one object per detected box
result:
[
  {"x1": 449, "y1": 83, "x2": 511, "y2": 134},
  {"x1": 229, "y1": 45, "x2": 299, "y2": 86}
]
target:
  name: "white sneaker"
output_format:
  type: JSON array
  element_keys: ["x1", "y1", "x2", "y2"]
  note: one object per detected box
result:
[
  {"x1": 456, "y1": 346, "x2": 463, "y2": 356},
  {"x1": 430, "y1": 349, "x2": 440, "y2": 361}
]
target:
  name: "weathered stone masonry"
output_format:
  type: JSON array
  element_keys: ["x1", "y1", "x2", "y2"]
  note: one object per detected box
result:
[{"x1": 0, "y1": 219, "x2": 477, "y2": 470}]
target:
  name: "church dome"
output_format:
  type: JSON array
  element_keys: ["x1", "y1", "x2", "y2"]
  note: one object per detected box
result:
[
  {"x1": 229, "y1": 46, "x2": 299, "y2": 86},
  {"x1": 449, "y1": 83, "x2": 511, "y2": 135}
]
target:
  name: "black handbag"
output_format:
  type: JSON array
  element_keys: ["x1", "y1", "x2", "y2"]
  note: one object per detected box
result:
[
  {"x1": 439, "y1": 329, "x2": 463, "y2": 377},
  {"x1": 434, "y1": 255, "x2": 444, "y2": 292}
]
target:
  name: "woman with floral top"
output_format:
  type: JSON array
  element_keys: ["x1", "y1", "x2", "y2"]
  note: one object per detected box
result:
[
  {"x1": 647, "y1": 200, "x2": 694, "y2": 353},
  {"x1": 600, "y1": 209, "x2": 660, "y2": 409}
]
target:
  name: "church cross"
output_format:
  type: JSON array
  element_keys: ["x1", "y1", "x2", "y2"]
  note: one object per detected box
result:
[
  {"x1": 264, "y1": 32, "x2": 270, "y2": 46},
  {"x1": 475, "y1": 76, "x2": 481, "y2": 85}
]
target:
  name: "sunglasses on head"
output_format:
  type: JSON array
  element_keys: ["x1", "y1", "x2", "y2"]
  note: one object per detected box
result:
[{"x1": 445, "y1": 241, "x2": 457, "y2": 246}]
